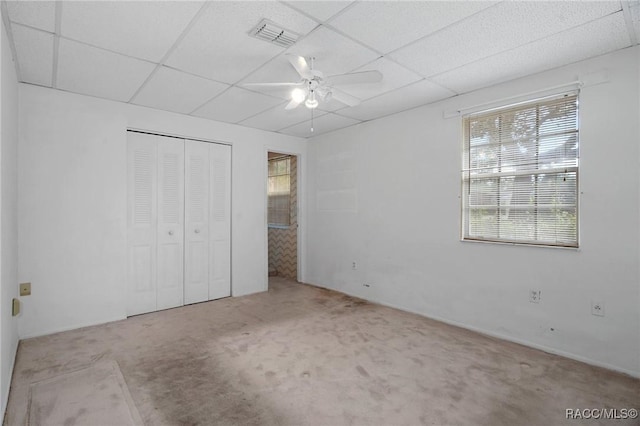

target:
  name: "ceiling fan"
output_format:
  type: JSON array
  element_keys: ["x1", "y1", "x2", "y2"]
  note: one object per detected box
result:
[{"x1": 243, "y1": 54, "x2": 383, "y2": 110}]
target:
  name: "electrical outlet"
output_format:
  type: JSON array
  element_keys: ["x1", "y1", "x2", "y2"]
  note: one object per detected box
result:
[
  {"x1": 591, "y1": 301, "x2": 605, "y2": 317},
  {"x1": 352, "y1": 262, "x2": 357, "y2": 270},
  {"x1": 19, "y1": 282, "x2": 31, "y2": 296},
  {"x1": 529, "y1": 290, "x2": 541, "y2": 303}
]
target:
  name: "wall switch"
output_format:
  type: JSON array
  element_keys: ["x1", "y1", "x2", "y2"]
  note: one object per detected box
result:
[
  {"x1": 529, "y1": 290, "x2": 541, "y2": 303},
  {"x1": 591, "y1": 301, "x2": 605, "y2": 317},
  {"x1": 12, "y1": 298, "x2": 20, "y2": 316},
  {"x1": 19, "y1": 282, "x2": 31, "y2": 296}
]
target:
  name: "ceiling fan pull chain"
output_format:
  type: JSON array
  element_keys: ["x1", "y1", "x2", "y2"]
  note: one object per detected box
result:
[{"x1": 311, "y1": 109, "x2": 314, "y2": 133}]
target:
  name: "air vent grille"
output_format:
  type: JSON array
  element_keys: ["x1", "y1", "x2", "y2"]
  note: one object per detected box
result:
[{"x1": 249, "y1": 19, "x2": 299, "y2": 48}]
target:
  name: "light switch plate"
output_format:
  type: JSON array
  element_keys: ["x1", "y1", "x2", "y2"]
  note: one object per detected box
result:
[{"x1": 20, "y1": 282, "x2": 31, "y2": 296}]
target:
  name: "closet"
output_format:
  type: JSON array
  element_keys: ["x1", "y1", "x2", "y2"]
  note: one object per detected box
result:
[{"x1": 126, "y1": 131, "x2": 231, "y2": 316}]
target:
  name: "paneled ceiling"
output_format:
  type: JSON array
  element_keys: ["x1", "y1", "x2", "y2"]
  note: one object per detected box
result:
[{"x1": 3, "y1": 1, "x2": 638, "y2": 138}]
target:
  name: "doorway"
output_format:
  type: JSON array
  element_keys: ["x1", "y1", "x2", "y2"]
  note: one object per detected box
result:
[{"x1": 267, "y1": 151, "x2": 298, "y2": 283}]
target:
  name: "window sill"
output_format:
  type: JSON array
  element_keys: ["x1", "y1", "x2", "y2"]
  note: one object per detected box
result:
[{"x1": 461, "y1": 238, "x2": 579, "y2": 250}]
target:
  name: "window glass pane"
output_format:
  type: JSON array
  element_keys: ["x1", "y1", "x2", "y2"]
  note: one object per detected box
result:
[
  {"x1": 468, "y1": 208, "x2": 498, "y2": 238},
  {"x1": 268, "y1": 156, "x2": 291, "y2": 226},
  {"x1": 462, "y1": 94, "x2": 578, "y2": 247}
]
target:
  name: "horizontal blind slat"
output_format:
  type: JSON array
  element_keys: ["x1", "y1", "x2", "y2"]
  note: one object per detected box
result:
[{"x1": 462, "y1": 93, "x2": 578, "y2": 247}]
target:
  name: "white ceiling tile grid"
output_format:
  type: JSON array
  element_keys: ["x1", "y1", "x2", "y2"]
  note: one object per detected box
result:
[
  {"x1": 131, "y1": 66, "x2": 229, "y2": 114},
  {"x1": 61, "y1": 1, "x2": 204, "y2": 63},
  {"x1": 389, "y1": 1, "x2": 623, "y2": 78},
  {"x1": 192, "y1": 86, "x2": 284, "y2": 123},
  {"x1": 284, "y1": 1, "x2": 354, "y2": 23},
  {"x1": 5, "y1": 0, "x2": 55, "y2": 32},
  {"x1": 337, "y1": 57, "x2": 423, "y2": 101},
  {"x1": 631, "y1": 3, "x2": 640, "y2": 38},
  {"x1": 431, "y1": 12, "x2": 632, "y2": 94},
  {"x1": 285, "y1": 26, "x2": 379, "y2": 78},
  {"x1": 240, "y1": 103, "x2": 327, "y2": 132},
  {"x1": 165, "y1": 2, "x2": 318, "y2": 84},
  {"x1": 3, "y1": 1, "x2": 638, "y2": 138},
  {"x1": 337, "y1": 80, "x2": 455, "y2": 122},
  {"x1": 56, "y1": 39, "x2": 156, "y2": 103},
  {"x1": 329, "y1": 1, "x2": 497, "y2": 54},
  {"x1": 279, "y1": 112, "x2": 360, "y2": 137},
  {"x1": 10, "y1": 24, "x2": 53, "y2": 87}
]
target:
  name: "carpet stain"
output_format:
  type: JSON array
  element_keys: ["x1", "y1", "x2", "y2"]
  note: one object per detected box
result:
[
  {"x1": 356, "y1": 365, "x2": 370, "y2": 378},
  {"x1": 5, "y1": 277, "x2": 640, "y2": 426}
]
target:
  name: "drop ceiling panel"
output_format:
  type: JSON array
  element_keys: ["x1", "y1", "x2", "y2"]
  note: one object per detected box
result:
[
  {"x1": 317, "y1": 98, "x2": 349, "y2": 113},
  {"x1": 12, "y1": 25, "x2": 53, "y2": 86},
  {"x1": 4, "y1": 1, "x2": 634, "y2": 136},
  {"x1": 6, "y1": 1, "x2": 55, "y2": 32},
  {"x1": 240, "y1": 58, "x2": 301, "y2": 100},
  {"x1": 57, "y1": 39, "x2": 156, "y2": 102},
  {"x1": 337, "y1": 57, "x2": 422, "y2": 101},
  {"x1": 284, "y1": 1, "x2": 353, "y2": 22},
  {"x1": 338, "y1": 80, "x2": 455, "y2": 122},
  {"x1": 432, "y1": 13, "x2": 631, "y2": 94},
  {"x1": 391, "y1": 0, "x2": 623, "y2": 77},
  {"x1": 61, "y1": 1, "x2": 202, "y2": 63},
  {"x1": 286, "y1": 27, "x2": 379, "y2": 77},
  {"x1": 240, "y1": 103, "x2": 326, "y2": 132},
  {"x1": 192, "y1": 87, "x2": 283, "y2": 123},
  {"x1": 165, "y1": 2, "x2": 318, "y2": 83},
  {"x1": 329, "y1": 1, "x2": 496, "y2": 54},
  {"x1": 279, "y1": 112, "x2": 360, "y2": 137},
  {"x1": 132, "y1": 66, "x2": 228, "y2": 114}
]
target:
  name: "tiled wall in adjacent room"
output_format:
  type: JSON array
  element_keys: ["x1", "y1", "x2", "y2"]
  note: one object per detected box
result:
[{"x1": 268, "y1": 155, "x2": 297, "y2": 280}]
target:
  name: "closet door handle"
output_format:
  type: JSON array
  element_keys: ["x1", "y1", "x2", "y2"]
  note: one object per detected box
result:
[
  {"x1": 168, "y1": 230, "x2": 174, "y2": 236},
  {"x1": 194, "y1": 229, "x2": 200, "y2": 234}
]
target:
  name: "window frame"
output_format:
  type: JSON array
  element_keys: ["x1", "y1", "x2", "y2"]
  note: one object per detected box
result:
[
  {"x1": 460, "y1": 92, "x2": 580, "y2": 248},
  {"x1": 267, "y1": 156, "x2": 292, "y2": 228}
]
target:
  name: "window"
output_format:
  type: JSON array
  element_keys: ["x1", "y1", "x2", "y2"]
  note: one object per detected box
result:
[
  {"x1": 268, "y1": 156, "x2": 291, "y2": 226},
  {"x1": 461, "y1": 93, "x2": 579, "y2": 247}
]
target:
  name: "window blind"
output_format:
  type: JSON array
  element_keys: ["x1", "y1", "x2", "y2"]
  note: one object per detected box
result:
[
  {"x1": 268, "y1": 157, "x2": 291, "y2": 226},
  {"x1": 462, "y1": 93, "x2": 579, "y2": 247}
]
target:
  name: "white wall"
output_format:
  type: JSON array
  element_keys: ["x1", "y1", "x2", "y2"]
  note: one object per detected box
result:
[
  {"x1": 18, "y1": 85, "x2": 307, "y2": 338},
  {"x1": 0, "y1": 17, "x2": 19, "y2": 420},
  {"x1": 307, "y1": 46, "x2": 640, "y2": 376}
]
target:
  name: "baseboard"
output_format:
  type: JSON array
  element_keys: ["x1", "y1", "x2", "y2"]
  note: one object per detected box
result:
[
  {"x1": 306, "y1": 281, "x2": 640, "y2": 379},
  {"x1": 19, "y1": 315, "x2": 127, "y2": 340}
]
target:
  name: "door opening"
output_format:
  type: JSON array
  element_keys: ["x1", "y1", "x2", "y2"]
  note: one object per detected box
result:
[{"x1": 266, "y1": 151, "x2": 298, "y2": 285}]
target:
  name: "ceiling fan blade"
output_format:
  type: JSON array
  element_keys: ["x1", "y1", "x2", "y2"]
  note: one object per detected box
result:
[
  {"x1": 285, "y1": 54, "x2": 313, "y2": 80},
  {"x1": 242, "y1": 82, "x2": 302, "y2": 87},
  {"x1": 326, "y1": 70, "x2": 383, "y2": 86},
  {"x1": 285, "y1": 98, "x2": 303, "y2": 110},
  {"x1": 330, "y1": 88, "x2": 361, "y2": 107}
]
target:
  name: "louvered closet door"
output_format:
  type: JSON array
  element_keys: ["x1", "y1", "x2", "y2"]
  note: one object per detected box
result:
[
  {"x1": 126, "y1": 133, "x2": 158, "y2": 316},
  {"x1": 184, "y1": 140, "x2": 210, "y2": 304},
  {"x1": 209, "y1": 143, "x2": 231, "y2": 300},
  {"x1": 156, "y1": 138, "x2": 185, "y2": 310}
]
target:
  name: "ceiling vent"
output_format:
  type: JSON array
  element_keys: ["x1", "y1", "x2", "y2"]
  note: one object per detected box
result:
[{"x1": 249, "y1": 19, "x2": 299, "y2": 48}]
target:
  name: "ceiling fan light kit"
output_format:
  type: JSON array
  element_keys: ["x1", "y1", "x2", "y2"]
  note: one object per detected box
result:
[
  {"x1": 304, "y1": 95, "x2": 319, "y2": 109},
  {"x1": 244, "y1": 54, "x2": 384, "y2": 131},
  {"x1": 291, "y1": 88, "x2": 306, "y2": 103},
  {"x1": 245, "y1": 54, "x2": 383, "y2": 110}
]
